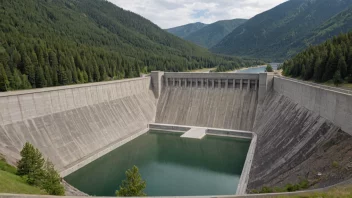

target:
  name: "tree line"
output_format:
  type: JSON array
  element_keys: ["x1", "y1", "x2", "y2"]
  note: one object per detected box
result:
[
  {"x1": 281, "y1": 32, "x2": 352, "y2": 84},
  {"x1": 0, "y1": 0, "x2": 262, "y2": 92}
]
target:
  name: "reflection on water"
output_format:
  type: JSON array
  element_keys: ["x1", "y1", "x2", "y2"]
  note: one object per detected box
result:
[{"x1": 64, "y1": 131, "x2": 250, "y2": 196}]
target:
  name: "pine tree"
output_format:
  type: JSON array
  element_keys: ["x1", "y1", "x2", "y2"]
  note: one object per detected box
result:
[
  {"x1": 42, "y1": 161, "x2": 65, "y2": 196},
  {"x1": 49, "y1": 51, "x2": 58, "y2": 68},
  {"x1": 58, "y1": 66, "x2": 68, "y2": 85},
  {"x1": 12, "y1": 69, "x2": 23, "y2": 90},
  {"x1": 21, "y1": 74, "x2": 32, "y2": 89},
  {"x1": 134, "y1": 62, "x2": 141, "y2": 77},
  {"x1": 333, "y1": 70, "x2": 343, "y2": 86},
  {"x1": 35, "y1": 66, "x2": 46, "y2": 88},
  {"x1": 313, "y1": 56, "x2": 323, "y2": 82},
  {"x1": 17, "y1": 142, "x2": 45, "y2": 186},
  {"x1": 23, "y1": 55, "x2": 35, "y2": 86},
  {"x1": 337, "y1": 56, "x2": 348, "y2": 79},
  {"x1": 0, "y1": 63, "x2": 9, "y2": 91},
  {"x1": 116, "y1": 166, "x2": 146, "y2": 197}
]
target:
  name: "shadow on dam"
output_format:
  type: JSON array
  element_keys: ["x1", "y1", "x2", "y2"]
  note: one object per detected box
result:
[{"x1": 0, "y1": 72, "x2": 352, "y2": 196}]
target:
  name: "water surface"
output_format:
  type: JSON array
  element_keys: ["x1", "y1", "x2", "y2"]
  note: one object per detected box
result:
[
  {"x1": 65, "y1": 131, "x2": 250, "y2": 196},
  {"x1": 235, "y1": 63, "x2": 280, "y2": 73}
]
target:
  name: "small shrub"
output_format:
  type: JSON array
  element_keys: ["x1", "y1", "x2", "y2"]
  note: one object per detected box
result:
[
  {"x1": 259, "y1": 186, "x2": 274, "y2": 193},
  {"x1": 332, "y1": 161, "x2": 339, "y2": 168},
  {"x1": 252, "y1": 179, "x2": 310, "y2": 194},
  {"x1": 265, "y1": 64, "x2": 274, "y2": 72}
]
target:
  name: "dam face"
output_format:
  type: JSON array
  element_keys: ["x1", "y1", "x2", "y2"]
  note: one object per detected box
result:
[
  {"x1": 0, "y1": 71, "x2": 351, "y2": 195},
  {"x1": 0, "y1": 78, "x2": 156, "y2": 174},
  {"x1": 156, "y1": 72, "x2": 268, "y2": 131}
]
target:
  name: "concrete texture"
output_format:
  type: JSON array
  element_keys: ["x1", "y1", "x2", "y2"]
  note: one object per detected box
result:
[
  {"x1": 0, "y1": 77, "x2": 156, "y2": 175},
  {"x1": 156, "y1": 87, "x2": 258, "y2": 131},
  {"x1": 258, "y1": 73, "x2": 274, "y2": 102},
  {"x1": 249, "y1": 90, "x2": 352, "y2": 190},
  {"x1": 181, "y1": 127, "x2": 206, "y2": 139},
  {"x1": 274, "y1": 76, "x2": 352, "y2": 135},
  {"x1": 151, "y1": 71, "x2": 164, "y2": 99}
]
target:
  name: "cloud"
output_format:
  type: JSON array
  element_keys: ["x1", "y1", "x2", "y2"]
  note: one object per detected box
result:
[{"x1": 108, "y1": 0, "x2": 287, "y2": 29}]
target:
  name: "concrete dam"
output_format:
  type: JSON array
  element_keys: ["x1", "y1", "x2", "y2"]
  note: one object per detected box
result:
[{"x1": 0, "y1": 71, "x2": 351, "y2": 195}]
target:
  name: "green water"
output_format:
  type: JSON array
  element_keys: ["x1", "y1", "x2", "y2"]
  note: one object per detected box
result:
[{"x1": 64, "y1": 131, "x2": 250, "y2": 196}]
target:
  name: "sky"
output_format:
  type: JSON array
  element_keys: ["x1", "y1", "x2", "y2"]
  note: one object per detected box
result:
[{"x1": 108, "y1": 0, "x2": 287, "y2": 29}]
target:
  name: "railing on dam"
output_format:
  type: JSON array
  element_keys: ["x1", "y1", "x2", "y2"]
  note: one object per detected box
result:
[{"x1": 163, "y1": 72, "x2": 260, "y2": 90}]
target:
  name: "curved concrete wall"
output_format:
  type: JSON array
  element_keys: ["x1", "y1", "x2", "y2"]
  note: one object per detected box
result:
[
  {"x1": 156, "y1": 87, "x2": 258, "y2": 131},
  {"x1": 249, "y1": 91, "x2": 352, "y2": 189},
  {"x1": 274, "y1": 77, "x2": 352, "y2": 135},
  {"x1": 0, "y1": 78, "x2": 156, "y2": 173}
]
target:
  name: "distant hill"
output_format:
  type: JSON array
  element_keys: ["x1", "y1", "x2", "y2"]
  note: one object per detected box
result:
[
  {"x1": 166, "y1": 22, "x2": 207, "y2": 38},
  {"x1": 184, "y1": 19, "x2": 247, "y2": 48},
  {"x1": 0, "y1": 0, "x2": 261, "y2": 91},
  {"x1": 211, "y1": 0, "x2": 352, "y2": 61}
]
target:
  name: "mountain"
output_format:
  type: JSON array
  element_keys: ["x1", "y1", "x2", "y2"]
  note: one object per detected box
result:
[
  {"x1": 166, "y1": 22, "x2": 208, "y2": 38},
  {"x1": 0, "y1": 0, "x2": 261, "y2": 91},
  {"x1": 289, "y1": 6, "x2": 352, "y2": 53},
  {"x1": 184, "y1": 19, "x2": 247, "y2": 48},
  {"x1": 211, "y1": 0, "x2": 352, "y2": 61}
]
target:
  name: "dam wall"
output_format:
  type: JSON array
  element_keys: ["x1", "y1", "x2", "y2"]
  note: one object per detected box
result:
[
  {"x1": 274, "y1": 76, "x2": 352, "y2": 135},
  {"x1": 0, "y1": 77, "x2": 156, "y2": 175},
  {"x1": 156, "y1": 73, "x2": 262, "y2": 131},
  {"x1": 249, "y1": 77, "x2": 352, "y2": 190},
  {"x1": 249, "y1": 90, "x2": 352, "y2": 189}
]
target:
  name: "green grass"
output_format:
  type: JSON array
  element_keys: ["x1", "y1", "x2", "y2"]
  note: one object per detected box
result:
[
  {"x1": 0, "y1": 157, "x2": 46, "y2": 195},
  {"x1": 251, "y1": 179, "x2": 310, "y2": 194},
  {"x1": 0, "y1": 170, "x2": 46, "y2": 195},
  {"x1": 277, "y1": 185, "x2": 352, "y2": 198},
  {"x1": 322, "y1": 80, "x2": 352, "y2": 90},
  {"x1": 189, "y1": 67, "x2": 216, "y2": 72},
  {"x1": 0, "y1": 158, "x2": 17, "y2": 174}
]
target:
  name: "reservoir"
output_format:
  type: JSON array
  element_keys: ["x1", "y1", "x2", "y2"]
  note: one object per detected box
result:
[
  {"x1": 236, "y1": 63, "x2": 280, "y2": 73},
  {"x1": 64, "y1": 131, "x2": 250, "y2": 196}
]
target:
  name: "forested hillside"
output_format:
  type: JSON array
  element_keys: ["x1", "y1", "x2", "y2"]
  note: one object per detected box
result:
[
  {"x1": 0, "y1": 0, "x2": 261, "y2": 92},
  {"x1": 184, "y1": 19, "x2": 247, "y2": 48},
  {"x1": 211, "y1": 0, "x2": 352, "y2": 61},
  {"x1": 281, "y1": 32, "x2": 352, "y2": 84},
  {"x1": 166, "y1": 22, "x2": 207, "y2": 38}
]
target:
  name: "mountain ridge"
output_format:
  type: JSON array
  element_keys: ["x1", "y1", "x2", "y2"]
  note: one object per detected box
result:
[
  {"x1": 211, "y1": 0, "x2": 352, "y2": 61},
  {"x1": 166, "y1": 22, "x2": 208, "y2": 38},
  {"x1": 184, "y1": 19, "x2": 247, "y2": 48}
]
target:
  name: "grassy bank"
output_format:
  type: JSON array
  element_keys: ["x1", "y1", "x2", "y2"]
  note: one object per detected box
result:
[
  {"x1": 278, "y1": 185, "x2": 352, "y2": 198},
  {"x1": 0, "y1": 158, "x2": 46, "y2": 195}
]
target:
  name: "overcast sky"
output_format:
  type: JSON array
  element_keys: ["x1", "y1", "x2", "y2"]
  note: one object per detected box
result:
[{"x1": 108, "y1": 0, "x2": 287, "y2": 29}]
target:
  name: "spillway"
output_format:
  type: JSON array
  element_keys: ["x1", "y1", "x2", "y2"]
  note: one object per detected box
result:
[{"x1": 0, "y1": 71, "x2": 351, "y2": 196}]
